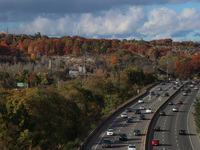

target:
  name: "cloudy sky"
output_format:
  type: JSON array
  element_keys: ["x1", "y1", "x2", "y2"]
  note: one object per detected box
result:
[{"x1": 1, "y1": 0, "x2": 200, "y2": 41}]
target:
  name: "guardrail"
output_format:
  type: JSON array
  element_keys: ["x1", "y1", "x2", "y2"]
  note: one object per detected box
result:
[
  {"x1": 144, "y1": 83, "x2": 185, "y2": 150},
  {"x1": 78, "y1": 82, "x2": 160, "y2": 150}
]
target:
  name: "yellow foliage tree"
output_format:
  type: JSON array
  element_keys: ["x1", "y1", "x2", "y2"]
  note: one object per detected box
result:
[{"x1": 31, "y1": 53, "x2": 36, "y2": 61}]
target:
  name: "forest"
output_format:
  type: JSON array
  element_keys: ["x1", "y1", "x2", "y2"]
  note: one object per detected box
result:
[{"x1": 0, "y1": 32, "x2": 200, "y2": 149}]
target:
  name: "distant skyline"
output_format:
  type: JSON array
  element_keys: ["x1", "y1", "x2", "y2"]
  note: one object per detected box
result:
[{"x1": 0, "y1": 0, "x2": 200, "y2": 41}]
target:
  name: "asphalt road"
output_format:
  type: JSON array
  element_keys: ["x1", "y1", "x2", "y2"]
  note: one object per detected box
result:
[
  {"x1": 150, "y1": 84, "x2": 200, "y2": 150},
  {"x1": 84, "y1": 81, "x2": 179, "y2": 150}
]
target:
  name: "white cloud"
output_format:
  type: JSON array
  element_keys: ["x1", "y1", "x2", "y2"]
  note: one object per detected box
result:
[
  {"x1": 19, "y1": 6, "x2": 146, "y2": 36},
  {"x1": 138, "y1": 7, "x2": 200, "y2": 35}
]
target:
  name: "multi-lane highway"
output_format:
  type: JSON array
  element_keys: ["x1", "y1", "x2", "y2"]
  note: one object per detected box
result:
[
  {"x1": 84, "y1": 81, "x2": 179, "y2": 150},
  {"x1": 149, "y1": 83, "x2": 200, "y2": 150}
]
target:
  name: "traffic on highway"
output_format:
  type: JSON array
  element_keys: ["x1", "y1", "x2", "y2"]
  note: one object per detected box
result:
[
  {"x1": 147, "y1": 81, "x2": 200, "y2": 150},
  {"x1": 84, "y1": 81, "x2": 189, "y2": 150}
]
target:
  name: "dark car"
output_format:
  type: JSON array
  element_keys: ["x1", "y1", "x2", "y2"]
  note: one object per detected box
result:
[
  {"x1": 119, "y1": 133, "x2": 127, "y2": 141},
  {"x1": 165, "y1": 92, "x2": 169, "y2": 96},
  {"x1": 169, "y1": 101, "x2": 173, "y2": 105},
  {"x1": 126, "y1": 117, "x2": 133, "y2": 123},
  {"x1": 173, "y1": 87, "x2": 176, "y2": 90},
  {"x1": 179, "y1": 130, "x2": 186, "y2": 135},
  {"x1": 134, "y1": 109, "x2": 141, "y2": 114},
  {"x1": 139, "y1": 114, "x2": 145, "y2": 120},
  {"x1": 150, "y1": 91, "x2": 155, "y2": 95},
  {"x1": 125, "y1": 107, "x2": 132, "y2": 112},
  {"x1": 154, "y1": 126, "x2": 160, "y2": 131},
  {"x1": 102, "y1": 138, "x2": 111, "y2": 148},
  {"x1": 159, "y1": 110, "x2": 165, "y2": 116},
  {"x1": 134, "y1": 129, "x2": 141, "y2": 136}
]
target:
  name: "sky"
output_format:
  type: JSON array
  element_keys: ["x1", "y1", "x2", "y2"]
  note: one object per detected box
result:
[{"x1": 1, "y1": 0, "x2": 200, "y2": 41}]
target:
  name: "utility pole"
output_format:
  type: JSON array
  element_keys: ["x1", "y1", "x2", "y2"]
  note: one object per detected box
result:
[{"x1": 167, "y1": 60, "x2": 169, "y2": 79}]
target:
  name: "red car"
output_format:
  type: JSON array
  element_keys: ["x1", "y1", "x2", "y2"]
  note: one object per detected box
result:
[
  {"x1": 177, "y1": 101, "x2": 182, "y2": 104},
  {"x1": 152, "y1": 139, "x2": 159, "y2": 146}
]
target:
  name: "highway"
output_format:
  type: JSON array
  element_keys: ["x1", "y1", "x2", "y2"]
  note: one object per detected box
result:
[
  {"x1": 84, "y1": 81, "x2": 179, "y2": 150},
  {"x1": 149, "y1": 84, "x2": 200, "y2": 150}
]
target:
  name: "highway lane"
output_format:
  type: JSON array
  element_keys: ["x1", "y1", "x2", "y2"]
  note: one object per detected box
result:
[
  {"x1": 151, "y1": 84, "x2": 199, "y2": 150},
  {"x1": 84, "y1": 81, "x2": 179, "y2": 150}
]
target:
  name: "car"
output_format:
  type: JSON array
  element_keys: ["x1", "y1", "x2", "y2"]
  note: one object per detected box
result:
[
  {"x1": 159, "y1": 110, "x2": 165, "y2": 116},
  {"x1": 138, "y1": 99, "x2": 144, "y2": 103},
  {"x1": 134, "y1": 109, "x2": 141, "y2": 114},
  {"x1": 173, "y1": 86, "x2": 176, "y2": 90},
  {"x1": 183, "y1": 92, "x2": 187, "y2": 96},
  {"x1": 158, "y1": 87, "x2": 162, "y2": 91},
  {"x1": 154, "y1": 126, "x2": 160, "y2": 131},
  {"x1": 179, "y1": 129, "x2": 186, "y2": 135},
  {"x1": 184, "y1": 90, "x2": 188, "y2": 93},
  {"x1": 127, "y1": 144, "x2": 136, "y2": 150},
  {"x1": 152, "y1": 139, "x2": 159, "y2": 146},
  {"x1": 146, "y1": 108, "x2": 152, "y2": 113},
  {"x1": 139, "y1": 114, "x2": 145, "y2": 120},
  {"x1": 121, "y1": 112, "x2": 128, "y2": 118},
  {"x1": 126, "y1": 117, "x2": 133, "y2": 123},
  {"x1": 156, "y1": 93, "x2": 160, "y2": 97},
  {"x1": 194, "y1": 86, "x2": 199, "y2": 90},
  {"x1": 177, "y1": 101, "x2": 182, "y2": 104},
  {"x1": 119, "y1": 133, "x2": 127, "y2": 141},
  {"x1": 161, "y1": 82, "x2": 166, "y2": 85},
  {"x1": 175, "y1": 81, "x2": 179, "y2": 85},
  {"x1": 133, "y1": 129, "x2": 141, "y2": 136},
  {"x1": 107, "y1": 129, "x2": 114, "y2": 136},
  {"x1": 172, "y1": 107, "x2": 178, "y2": 112},
  {"x1": 187, "y1": 88, "x2": 191, "y2": 92},
  {"x1": 102, "y1": 138, "x2": 112, "y2": 148},
  {"x1": 150, "y1": 91, "x2": 155, "y2": 95},
  {"x1": 165, "y1": 92, "x2": 169, "y2": 96},
  {"x1": 125, "y1": 107, "x2": 132, "y2": 112},
  {"x1": 190, "y1": 84, "x2": 194, "y2": 88},
  {"x1": 140, "y1": 105, "x2": 145, "y2": 110},
  {"x1": 169, "y1": 101, "x2": 173, "y2": 105}
]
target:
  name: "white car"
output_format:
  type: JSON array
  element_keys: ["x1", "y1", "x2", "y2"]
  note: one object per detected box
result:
[
  {"x1": 121, "y1": 112, "x2": 128, "y2": 118},
  {"x1": 183, "y1": 92, "x2": 187, "y2": 96},
  {"x1": 146, "y1": 108, "x2": 152, "y2": 113},
  {"x1": 107, "y1": 129, "x2": 114, "y2": 136},
  {"x1": 140, "y1": 105, "x2": 145, "y2": 110},
  {"x1": 172, "y1": 107, "x2": 178, "y2": 112},
  {"x1": 127, "y1": 144, "x2": 136, "y2": 150},
  {"x1": 194, "y1": 86, "x2": 199, "y2": 90},
  {"x1": 138, "y1": 99, "x2": 144, "y2": 103},
  {"x1": 190, "y1": 84, "x2": 194, "y2": 88}
]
